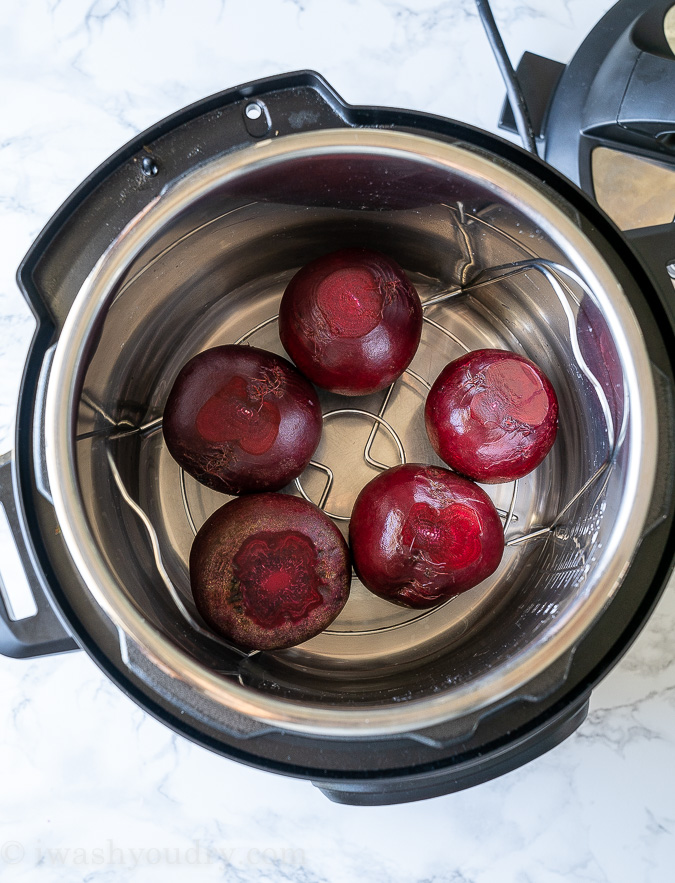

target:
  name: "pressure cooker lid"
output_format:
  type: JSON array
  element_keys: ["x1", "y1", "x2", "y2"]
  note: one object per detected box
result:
[
  {"x1": 541, "y1": 0, "x2": 675, "y2": 236},
  {"x1": 43, "y1": 127, "x2": 658, "y2": 737}
]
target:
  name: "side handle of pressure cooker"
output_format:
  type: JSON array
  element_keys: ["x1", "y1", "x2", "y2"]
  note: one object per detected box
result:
[
  {"x1": 624, "y1": 224, "x2": 675, "y2": 330},
  {"x1": 624, "y1": 224, "x2": 675, "y2": 536},
  {"x1": 0, "y1": 451, "x2": 78, "y2": 658},
  {"x1": 314, "y1": 695, "x2": 590, "y2": 805}
]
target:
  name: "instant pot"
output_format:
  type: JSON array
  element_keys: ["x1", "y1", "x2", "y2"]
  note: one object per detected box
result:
[{"x1": 1, "y1": 4, "x2": 675, "y2": 805}]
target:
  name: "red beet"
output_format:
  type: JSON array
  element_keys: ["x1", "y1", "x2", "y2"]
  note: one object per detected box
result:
[
  {"x1": 163, "y1": 345, "x2": 322, "y2": 495},
  {"x1": 349, "y1": 464, "x2": 504, "y2": 609},
  {"x1": 278, "y1": 249, "x2": 423, "y2": 395},
  {"x1": 190, "y1": 493, "x2": 351, "y2": 650},
  {"x1": 425, "y1": 349, "x2": 558, "y2": 484}
]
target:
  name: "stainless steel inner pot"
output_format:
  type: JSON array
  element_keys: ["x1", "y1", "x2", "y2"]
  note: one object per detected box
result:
[{"x1": 44, "y1": 128, "x2": 657, "y2": 737}]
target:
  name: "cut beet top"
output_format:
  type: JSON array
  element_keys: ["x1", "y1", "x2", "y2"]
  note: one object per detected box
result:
[
  {"x1": 349, "y1": 464, "x2": 504, "y2": 609},
  {"x1": 163, "y1": 345, "x2": 322, "y2": 495},
  {"x1": 278, "y1": 248, "x2": 423, "y2": 395},
  {"x1": 190, "y1": 493, "x2": 351, "y2": 650},
  {"x1": 425, "y1": 349, "x2": 559, "y2": 484}
]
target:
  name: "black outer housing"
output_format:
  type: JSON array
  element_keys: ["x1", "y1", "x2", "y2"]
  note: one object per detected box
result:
[{"x1": 8, "y1": 71, "x2": 675, "y2": 805}]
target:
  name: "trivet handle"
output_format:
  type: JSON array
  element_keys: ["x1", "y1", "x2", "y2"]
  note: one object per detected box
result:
[{"x1": 0, "y1": 451, "x2": 78, "y2": 658}]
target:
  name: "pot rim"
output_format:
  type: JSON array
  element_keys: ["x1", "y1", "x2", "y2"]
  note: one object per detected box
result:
[{"x1": 44, "y1": 128, "x2": 657, "y2": 737}]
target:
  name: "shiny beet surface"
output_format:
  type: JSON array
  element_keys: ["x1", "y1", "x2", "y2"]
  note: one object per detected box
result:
[
  {"x1": 278, "y1": 249, "x2": 423, "y2": 395},
  {"x1": 190, "y1": 493, "x2": 351, "y2": 650},
  {"x1": 163, "y1": 345, "x2": 322, "y2": 495},
  {"x1": 349, "y1": 464, "x2": 504, "y2": 609},
  {"x1": 425, "y1": 349, "x2": 558, "y2": 484}
]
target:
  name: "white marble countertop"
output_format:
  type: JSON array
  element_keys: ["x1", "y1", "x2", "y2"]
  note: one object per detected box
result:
[{"x1": 2, "y1": 0, "x2": 675, "y2": 880}]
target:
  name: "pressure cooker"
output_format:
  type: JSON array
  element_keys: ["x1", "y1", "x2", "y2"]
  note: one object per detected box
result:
[{"x1": 1, "y1": 69, "x2": 674, "y2": 805}]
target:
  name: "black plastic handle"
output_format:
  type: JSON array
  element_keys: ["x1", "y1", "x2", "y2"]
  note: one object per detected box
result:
[
  {"x1": 624, "y1": 223, "x2": 675, "y2": 327},
  {"x1": 314, "y1": 697, "x2": 590, "y2": 805},
  {"x1": 0, "y1": 452, "x2": 78, "y2": 658}
]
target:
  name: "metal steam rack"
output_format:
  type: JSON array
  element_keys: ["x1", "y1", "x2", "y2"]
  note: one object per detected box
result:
[{"x1": 101, "y1": 256, "x2": 622, "y2": 661}]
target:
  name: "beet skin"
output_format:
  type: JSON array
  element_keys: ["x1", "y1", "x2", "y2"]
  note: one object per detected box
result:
[
  {"x1": 163, "y1": 345, "x2": 322, "y2": 495},
  {"x1": 425, "y1": 349, "x2": 558, "y2": 484},
  {"x1": 349, "y1": 464, "x2": 504, "y2": 609},
  {"x1": 278, "y1": 249, "x2": 423, "y2": 395},
  {"x1": 190, "y1": 493, "x2": 351, "y2": 650}
]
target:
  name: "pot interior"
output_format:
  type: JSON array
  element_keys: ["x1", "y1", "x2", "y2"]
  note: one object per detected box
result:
[{"x1": 67, "y1": 131, "x2": 653, "y2": 726}]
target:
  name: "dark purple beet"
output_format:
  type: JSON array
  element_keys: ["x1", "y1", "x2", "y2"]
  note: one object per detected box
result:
[
  {"x1": 163, "y1": 345, "x2": 322, "y2": 495},
  {"x1": 349, "y1": 464, "x2": 504, "y2": 609},
  {"x1": 190, "y1": 493, "x2": 350, "y2": 650},
  {"x1": 278, "y1": 249, "x2": 423, "y2": 396},
  {"x1": 425, "y1": 349, "x2": 559, "y2": 484}
]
